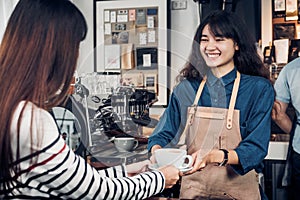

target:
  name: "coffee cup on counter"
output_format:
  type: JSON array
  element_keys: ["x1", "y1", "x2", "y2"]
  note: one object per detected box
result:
[
  {"x1": 154, "y1": 148, "x2": 193, "y2": 170},
  {"x1": 113, "y1": 137, "x2": 139, "y2": 152}
]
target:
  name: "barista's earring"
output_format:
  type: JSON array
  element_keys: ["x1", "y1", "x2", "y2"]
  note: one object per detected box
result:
[{"x1": 235, "y1": 43, "x2": 239, "y2": 51}]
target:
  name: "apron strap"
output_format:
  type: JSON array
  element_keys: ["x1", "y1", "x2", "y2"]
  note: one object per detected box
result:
[
  {"x1": 186, "y1": 77, "x2": 207, "y2": 126},
  {"x1": 178, "y1": 77, "x2": 206, "y2": 146},
  {"x1": 178, "y1": 71, "x2": 240, "y2": 145},
  {"x1": 227, "y1": 71, "x2": 240, "y2": 129},
  {"x1": 193, "y1": 77, "x2": 207, "y2": 105}
]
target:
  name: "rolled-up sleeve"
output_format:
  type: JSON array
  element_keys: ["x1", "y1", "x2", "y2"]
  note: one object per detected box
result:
[
  {"x1": 148, "y1": 80, "x2": 197, "y2": 151},
  {"x1": 233, "y1": 80, "x2": 274, "y2": 175},
  {"x1": 148, "y1": 93, "x2": 182, "y2": 150}
]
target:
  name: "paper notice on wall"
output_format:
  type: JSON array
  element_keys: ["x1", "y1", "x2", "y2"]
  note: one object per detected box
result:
[
  {"x1": 129, "y1": 9, "x2": 136, "y2": 21},
  {"x1": 117, "y1": 14, "x2": 128, "y2": 23},
  {"x1": 143, "y1": 54, "x2": 151, "y2": 67},
  {"x1": 148, "y1": 30, "x2": 156, "y2": 43},
  {"x1": 104, "y1": 45, "x2": 121, "y2": 69},
  {"x1": 110, "y1": 11, "x2": 116, "y2": 23},
  {"x1": 139, "y1": 32, "x2": 147, "y2": 45},
  {"x1": 136, "y1": 47, "x2": 158, "y2": 70},
  {"x1": 121, "y1": 44, "x2": 135, "y2": 70},
  {"x1": 122, "y1": 72, "x2": 144, "y2": 87},
  {"x1": 286, "y1": 0, "x2": 298, "y2": 21},
  {"x1": 144, "y1": 73, "x2": 158, "y2": 93},
  {"x1": 147, "y1": 16, "x2": 154, "y2": 28},
  {"x1": 136, "y1": 9, "x2": 146, "y2": 25},
  {"x1": 104, "y1": 23, "x2": 111, "y2": 35},
  {"x1": 274, "y1": 39, "x2": 289, "y2": 64},
  {"x1": 104, "y1": 10, "x2": 110, "y2": 22}
]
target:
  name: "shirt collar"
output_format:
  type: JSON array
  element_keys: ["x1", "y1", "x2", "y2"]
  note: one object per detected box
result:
[{"x1": 206, "y1": 68, "x2": 237, "y2": 87}]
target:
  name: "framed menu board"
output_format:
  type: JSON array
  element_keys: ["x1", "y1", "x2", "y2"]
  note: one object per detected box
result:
[{"x1": 95, "y1": 0, "x2": 168, "y2": 106}]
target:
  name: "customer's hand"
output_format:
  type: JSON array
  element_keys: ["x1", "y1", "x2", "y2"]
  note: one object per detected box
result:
[
  {"x1": 158, "y1": 165, "x2": 180, "y2": 188},
  {"x1": 126, "y1": 160, "x2": 151, "y2": 176}
]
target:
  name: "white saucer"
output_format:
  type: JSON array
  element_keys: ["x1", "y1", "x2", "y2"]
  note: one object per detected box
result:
[
  {"x1": 178, "y1": 164, "x2": 193, "y2": 173},
  {"x1": 148, "y1": 163, "x2": 193, "y2": 173}
]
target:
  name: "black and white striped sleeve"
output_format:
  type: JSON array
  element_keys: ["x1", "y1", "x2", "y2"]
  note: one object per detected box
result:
[{"x1": 8, "y1": 103, "x2": 166, "y2": 199}]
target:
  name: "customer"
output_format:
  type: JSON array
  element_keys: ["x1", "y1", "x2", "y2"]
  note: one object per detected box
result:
[
  {"x1": 0, "y1": 0, "x2": 179, "y2": 199},
  {"x1": 272, "y1": 57, "x2": 300, "y2": 200},
  {"x1": 148, "y1": 10, "x2": 274, "y2": 199}
]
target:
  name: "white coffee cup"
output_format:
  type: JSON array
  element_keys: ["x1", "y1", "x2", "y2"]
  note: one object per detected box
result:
[
  {"x1": 114, "y1": 137, "x2": 139, "y2": 152},
  {"x1": 154, "y1": 148, "x2": 193, "y2": 169}
]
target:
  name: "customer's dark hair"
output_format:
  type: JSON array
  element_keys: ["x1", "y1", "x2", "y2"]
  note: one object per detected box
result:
[
  {"x1": 0, "y1": 0, "x2": 87, "y2": 192},
  {"x1": 178, "y1": 10, "x2": 269, "y2": 81}
]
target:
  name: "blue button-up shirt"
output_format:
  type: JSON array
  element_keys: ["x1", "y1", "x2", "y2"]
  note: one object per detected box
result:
[
  {"x1": 274, "y1": 58, "x2": 300, "y2": 154},
  {"x1": 148, "y1": 68, "x2": 274, "y2": 175}
]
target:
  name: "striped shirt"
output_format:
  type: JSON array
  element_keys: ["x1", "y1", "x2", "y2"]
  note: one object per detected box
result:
[{"x1": 1, "y1": 101, "x2": 165, "y2": 199}]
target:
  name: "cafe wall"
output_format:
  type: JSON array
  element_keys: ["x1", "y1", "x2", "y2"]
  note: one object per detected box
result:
[
  {"x1": 0, "y1": 1, "x2": 19, "y2": 42},
  {"x1": 73, "y1": 0, "x2": 95, "y2": 75}
]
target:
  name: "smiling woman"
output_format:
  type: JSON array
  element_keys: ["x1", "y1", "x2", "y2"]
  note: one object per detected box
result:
[
  {"x1": 199, "y1": 24, "x2": 238, "y2": 77},
  {"x1": 148, "y1": 10, "x2": 274, "y2": 200}
]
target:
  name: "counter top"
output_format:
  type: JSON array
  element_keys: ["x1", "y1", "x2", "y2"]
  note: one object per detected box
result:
[{"x1": 88, "y1": 133, "x2": 290, "y2": 168}]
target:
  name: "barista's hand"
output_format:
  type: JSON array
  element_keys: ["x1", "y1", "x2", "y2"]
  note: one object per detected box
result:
[
  {"x1": 149, "y1": 145, "x2": 162, "y2": 163},
  {"x1": 185, "y1": 150, "x2": 205, "y2": 174},
  {"x1": 158, "y1": 165, "x2": 180, "y2": 188},
  {"x1": 185, "y1": 149, "x2": 223, "y2": 174},
  {"x1": 126, "y1": 160, "x2": 151, "y2": 176}
]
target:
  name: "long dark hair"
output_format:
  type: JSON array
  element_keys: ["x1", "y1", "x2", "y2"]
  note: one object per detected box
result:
[
  {"x1": 0, "y1": 0, "x2": 87, "y2": 192},
  {"x1": 179, "y1": 10, "x2": 269, "y2": 81}
]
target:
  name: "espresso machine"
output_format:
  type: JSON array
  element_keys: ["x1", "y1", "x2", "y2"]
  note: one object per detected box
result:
[{"x1": 92, "y1": 86, "x2": 157, "y2": 138}]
